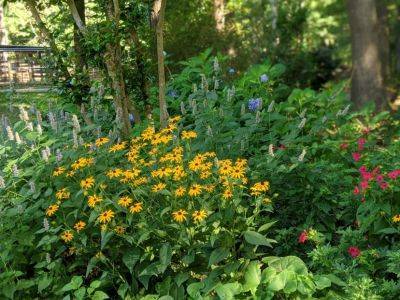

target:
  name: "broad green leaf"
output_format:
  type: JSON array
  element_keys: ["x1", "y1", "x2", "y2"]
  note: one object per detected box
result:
[
  {"x1": 208, "y1": 248, "x2": 230, "y2": 266},
  {"x1": 243, "y1": 261, "x2": 261, "y2": 295},
  {"x1": 244, "y1": 231, "x2": 272, "y2": 247}
]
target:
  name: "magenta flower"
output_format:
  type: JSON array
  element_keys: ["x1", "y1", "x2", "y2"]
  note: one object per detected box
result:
[
  {"x1": 357, "y1": 138, "x2": 366, "y2": 151},
  {"x1": 352, "y1": 152, "x2": 361, "y2": 162},
  {"x1": 298, "y1": 230, "x2": 308, "y2": 244},
  {"x1": 348, "y1": 246, "x2": 361, "y2": 258}
]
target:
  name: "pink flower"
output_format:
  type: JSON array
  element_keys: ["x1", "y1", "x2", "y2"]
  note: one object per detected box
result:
[
  {"x1": 352, "y1": 152, "x2": 361, "y2": 162},
  {"x1": 376, "y1": 175, "x2": 384, "y2": 183},
  {"x1": 362, "y1": 128, "x2": 370, "y2": 135},
  {"x1": 298, "y1": 230, "x2": 308, "y2": 244},
  {"x1": 388, "y1": 170, "x2": 400, "y2": 180},
  {"x1": 380, "y1": 182, "x2": 388, "y2": 190},
  {"x1": 357, "y1": 138, "x2": 366, "y2": 151},
  {"x1": 353, "y1": 186, "x2": 360, "y2": 195},
  {"x1": 360, "y1": 181, "x2": 369, "y2": 190},
  {"x1": 340, "y1": 143, "x2": 349, "y2": 150},
  {"x1": 359, "y1": 166, "x2": 367, "y2": 173},
  {"x1": 361, "y1": 172, "x2": 373, "y2": 181},
  {"x1": 347, "y1": 246, "x2": 361, "y2": 258},
  {"x1": 361, "y1": 197, "x2": 366, "y2": 203}
]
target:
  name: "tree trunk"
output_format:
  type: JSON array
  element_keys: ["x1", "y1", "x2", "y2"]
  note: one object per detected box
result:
[
  {"x1": 214, "y1": 0, "x2": 225, "y2": 33},
  {"x1": 346, "y1": 0, "x2": 386, "y2": 109},
  {"x1": 376, "y1": 0, "x2": 390, "y2": 87},
  {"x1": 24, "y1": 0, "x2": 71, "y2": 80},
  {"x1": 152, "y1": 0, "x2": 168, "y2": 127},
  {"x1": 73, "y1": 0, "x2": 86, "y2": 73},
  {"x1": 104, "y1": 44, "x2": 132, "y2": 137},
  {"x1": 0, "y1": 5, "x2": 8, "y2": 65}
]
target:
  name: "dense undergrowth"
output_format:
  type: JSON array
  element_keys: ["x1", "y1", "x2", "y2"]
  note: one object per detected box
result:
[{"x1": 1, "y1": 52, "x2": 400, "y2": 299}]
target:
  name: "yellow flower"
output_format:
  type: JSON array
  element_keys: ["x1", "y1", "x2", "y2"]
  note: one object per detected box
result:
[
  {"x1": 67, "y1": 170, "x2": 75, "y2": 177},
  {"x1": 56, "y1": 188, "x2": 70, "y2": 200},
  {"x1": 88, "y1": 194, "x2": 103, "y2": 207},
  {"x1": 71, "y1": 157, "x2": 94, "y2": 170},
  {"x1": 74, "y1": 221, "x2": 86, "y2": 232},
  {"x1": 169, "y1": 115, "x2": 181, "y2": 123},
  {"x1": 152, "y1": 182, "x2": 166, "y2": 192},
  {"x1": 95, "y1": 137, "x2": 110, "y2": 147},
  {"x1": 222, "y1": 189, "x2": 233, "y2": 200},
  {"x1": 118, "y1": 196, "x2": 132, "y2": 207},
  {"x1": 172, "y1": 209, "x2": 187, "y2": 223},
  {"x1": 189, "y1": 160, "x2": 203, "y2": 172},
  {"x1": 95, "y1": 251, "x2": 104, "y2": 259},
  {"x1": 98, "y1": 210, "x2": 115, "y2": 224},
  {"x1": 188, "y1": 184, "x2": 202, "y2": 197},
  {"x1": 200, "y1": 170, "x2": 212, "y2": 179},
  {"x1": 204, "y1": 184, "x2": 215, "y2": 193},
  {"x1": 175, "y1": 187, "x2": 186, "y2": 197},
  {"x1": 114, "y1": 226, "x2": 126, "y2": 235},
  {"x1": 107, "y1": 168, "x2": 123, "y2": 178},
  {"x1": 130, "y1": 202, "x2": 143, "y2": 213},
  {"x1": 263, "y1": 197, "x2": 272, "y2": 205},
  {"x1": 60, "y1": 230, "x2": 74, "y2": 243},
  {"x1": 80, "y1": 176, "x2": 95, "y2": 190},
  {"x1": 192, "y1": 210, "x2": 207, "y2": 222},
  {"x1": 230, "y1": 166, "x2": 245, "y2": 179},
  {"x1": 181, "y1": 130, "x2": 197, "y2": 140},
  {"x1": 218, "y1": 161, "x2": 233, "y2": 176},
  {"x1": 109, "y1": 142, "x2": 127, "y2": 153},
  {"x1": 53, "y1": 167, "x2": 65, "y2": 176},
  {"x1": 392, "y1": 214, "x2": 400, "y2": 223},
  {"x1": 46, "y1": 204, "x2": 59, "y2": 216},
  {"x1": 141, "y1": 126, "x2": 155, "y2": 140},
  {"x1": 250, "y1": 181, "x2": 270, "y2": 196}
]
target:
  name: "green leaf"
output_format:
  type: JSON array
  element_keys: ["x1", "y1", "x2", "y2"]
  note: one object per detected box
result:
[
  {"x1": 38, "y1": 276, "x2": 52, "y2": 293},
  {"x1": 215, "y1": 282, "x2": 242, "y2": 300},
  {"x1": 91, "y1": 290, "x2": 109, "y2": 300},
  {"x1": 208, "y1": 248, "x2": 230, "y2": 266},
  {"x1": 244, "y1": 231, "x2": 272, "y2": 247},
  {"x1": 243, "y1": 261, "x2": 261, "y2": 295},
  {"x1": 100, "y1": 231, "x2": 114, "y2": 250},
  {"x1": 74, "y1": 287, "x2": 86, "y2": 300},
  {"x1": 187, "y1": 282, "x2": 204, "y2": 298},
  {"x1": 122, "y1": 248, "x2": 141, "y2": 273},
  {"x1": 159, "y1": 243, "x2": 172, "y2": 272},
  {"x1": 314, "y1": 275, "x2": 331, "y2": 290},
  {"x1": 258, "y1": 221, "x2": 277, "y2": 233}
]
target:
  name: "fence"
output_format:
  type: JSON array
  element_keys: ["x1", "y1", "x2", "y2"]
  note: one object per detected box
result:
[{"x1": 0, "y1": 45, "x2": 47, "y2": 87}]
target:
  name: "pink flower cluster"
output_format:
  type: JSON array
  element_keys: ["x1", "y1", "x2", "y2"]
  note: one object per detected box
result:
[{"x1": 353, "y1": 165, "x2": 392, "y2": 195}]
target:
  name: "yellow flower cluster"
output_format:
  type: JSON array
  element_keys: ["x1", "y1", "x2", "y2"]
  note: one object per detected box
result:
[{"x1": 47, "y1": 115, "x2": 270, "y2": 246}]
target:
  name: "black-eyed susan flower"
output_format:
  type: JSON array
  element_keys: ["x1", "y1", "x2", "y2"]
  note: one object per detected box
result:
[
  {"x1": 88, "y1": 194, "x2": 102, "y2": 208},
  {"x1": 392, "y1": 214, "x2": 400, "y2": 223},
  {"x1": 106, "y1": 168, "x2": 123, "y2": 178},
  {"x1": 74, "y1": 221, "x2": 86, "y2": 232},
  {"x1": 53, "y1": 167, "x2": 65, "y2": 176},
  {"x1": 152, "y1": 182, "x2": 166, "y2": 192},
  {"x1": 46, "y1": 204, "x2": 59, "y2": 216},
  {"x1": 175, "y1": 186, "x2": 186, "y2": 197},
  {"x1": 118, "y1": 196, "x2": 132, "y2": 207},
  {"x1": 56, "y1": 188, "x2": 70, "y2": 200},
  {"x1": 192, "y1": 210, "x2": 207, "y2": 222},
  {"x1": 188, "y1": 184, "x2": 202, "y2": 197},
  {"x1": 95, "y1": 137, "x2": 110, "y2": 147},
  {"x1": 181, "y1": 130, "x2": 197, "y2": 140},
  {"x1": 130, "y1": 202, "x2": 143, "y2": 213},
  {"x1": 60, "y1": 230, "x2": 74, "y2": 242},
  {"x1": 109, "y1": 142, "x2": 126, "y2": 153},
  {"x1": 80, "y1": 176, "x2": 95, "y2": 190},
  {"x1": 114, "y1": 226, "x2": 126, "y2": 235},
  {"x1": 172, "y1": 209, "x2": 187, "y2": 223},
  {"x1": 98, "y1": 210, "x2": 115, "y2": 224},
  {"x1": 222, "y1": 189, "x2": 233, "y2": 200},
  {"x1": 250, "y1": 181, "x2": 270, "y2": 196}
]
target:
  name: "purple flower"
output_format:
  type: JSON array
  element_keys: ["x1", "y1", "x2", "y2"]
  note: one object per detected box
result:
[
  {"x1": 167, "y1": 90, "x2": 178, "y2": 98},
  {"x1": 260, "y1": 74, "x2": 269, "y2": 83},
  {"x1": 248, "y1": 98, "x2": 262, "y2": 112},
  {"x1": 228, "y1": 68, "x2": 235, "y2": 75}
]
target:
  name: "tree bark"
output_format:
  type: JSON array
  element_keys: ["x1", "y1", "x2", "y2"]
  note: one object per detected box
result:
[
  {"x1": 376, "y1": 0, "x2": 390, "y2": 87},
  {"x1": 346, "y1": 0, "x2": 386, "y2": 110},
  {"x1": 24, "y1": 0, "x2": 71, "y2": 79},
  {"x1": 214, "y1": 0, "x2": 225, "y2": 33},
  {"x1": 152, "y1": 0, "x2": 168, "y2": 127},
  {"x1": 73, "y1": 0, "x2": 86, "y2": 73}
]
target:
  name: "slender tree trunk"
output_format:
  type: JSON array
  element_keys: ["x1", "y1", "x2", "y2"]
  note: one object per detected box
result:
[
  {"x1": 214, "y1": 0, "x2": 225, "y2": 33},
  {"x1": 346, "y1": 0, "x2": 386, "y2": 109},
  {"x1": 152, "y1": 0, "x2": 168, "y2": 127},
  {"x1": 0, "y1": 5, "x2": 8, "y2": 65},
  {"x1": 24, "y1": 0, "x2": 71, "y2": 80},
  {"x1": 73, "y1": 0, "x2": 86, "y2": 73}
]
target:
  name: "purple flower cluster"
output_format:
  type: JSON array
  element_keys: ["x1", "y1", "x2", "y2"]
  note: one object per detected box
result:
[
  {"x1": 248, "y1": 98, "x2": 262, "y2": 112},
  {"x1": 260, "y1": 74, "x2": 269, "y2": 83}
]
